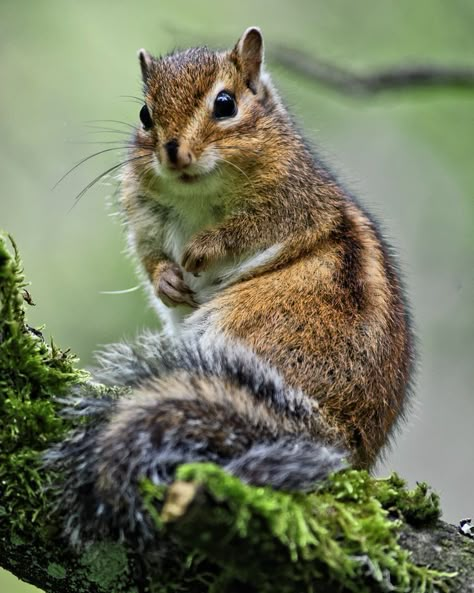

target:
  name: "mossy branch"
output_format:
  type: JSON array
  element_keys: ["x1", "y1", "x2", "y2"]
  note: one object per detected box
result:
[{"x1": 1, "y1": 233, "x2": 473, "y2": 593}]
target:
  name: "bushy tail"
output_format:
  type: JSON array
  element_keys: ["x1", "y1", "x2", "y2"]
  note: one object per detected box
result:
[{"x1": 45, "y1": 333, "x2": 346, "y2": 546}]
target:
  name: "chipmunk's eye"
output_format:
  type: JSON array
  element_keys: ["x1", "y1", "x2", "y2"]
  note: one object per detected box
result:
[
  {"x1": 139, "y1": 104, "x2": 153, "y2": 130},
  {"x1": 213, "y1": 91, "x2": 237, "y2": 119}
]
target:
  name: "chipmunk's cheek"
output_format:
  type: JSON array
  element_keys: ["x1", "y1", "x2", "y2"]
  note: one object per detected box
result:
[
  {"x1": 151, "y1": 153, "x2": 165, "y2": 177},
  {"x1": 196, "y1": 148, "x2": 219, "y2": 175}
]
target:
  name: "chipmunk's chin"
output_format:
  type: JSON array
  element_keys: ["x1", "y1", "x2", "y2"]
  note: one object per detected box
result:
[
  {"x1": 178, "y1": 171, "x2": 212, "y2": 184},
  {"x1": 164, "y1": 166, "x2": 221, "y2": 192},
  {"x1": 152, "y1": 160, "x2": 215, "y2": 184}
]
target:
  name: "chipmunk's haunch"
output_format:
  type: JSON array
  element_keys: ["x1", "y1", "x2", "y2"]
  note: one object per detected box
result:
[{"x1": 48, "y1": 27, "x2": 414, "y2": 544}]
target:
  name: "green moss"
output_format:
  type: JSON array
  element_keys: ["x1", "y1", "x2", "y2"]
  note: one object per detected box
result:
[
  {"x1": 0, "y1": 233, "x2": 454, "y2": 592},
  {"x1": 0, "y1": 233, "x2": 84, "y2": 530},
  {"x1": 373, "y1": 473, "x2": 441, "y2": 526},
  {"x1": 141, "y1": 464, "x2": 449, "y2": 593}
]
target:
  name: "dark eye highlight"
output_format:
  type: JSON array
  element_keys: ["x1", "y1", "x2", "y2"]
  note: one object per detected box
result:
[
  {"x1": 139, "y1": 104, "x2": 153, "y2": 130},
  {"x1": 213, "y1": 91, "x2": 237, "y2": 119}
]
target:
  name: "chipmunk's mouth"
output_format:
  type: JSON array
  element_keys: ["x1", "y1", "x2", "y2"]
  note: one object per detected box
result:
[{"x1": 179, "y1": 173, "x2": 202, "y2": 184}]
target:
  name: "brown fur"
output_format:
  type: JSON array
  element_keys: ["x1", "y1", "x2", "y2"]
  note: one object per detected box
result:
[
  {"x1": 121, "y1": 28, "x2": 414, "y2": 469},
  {"x1": 204, "y1": 200, "x2": 412, "y2": 467}
]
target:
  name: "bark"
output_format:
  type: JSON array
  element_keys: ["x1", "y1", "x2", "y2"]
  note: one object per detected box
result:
[{"x1": 1, "y1": 484, "x2": 474, "y2": 593}]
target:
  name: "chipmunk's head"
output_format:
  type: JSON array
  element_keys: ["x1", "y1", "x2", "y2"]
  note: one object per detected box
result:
[{"x1": 130, "y1": 27, "x2": 286, "y2": 193}]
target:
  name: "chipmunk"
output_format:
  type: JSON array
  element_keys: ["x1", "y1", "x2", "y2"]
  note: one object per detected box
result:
[{"x1": 47, "y1": 27, "x2": 414, "y2": 545}]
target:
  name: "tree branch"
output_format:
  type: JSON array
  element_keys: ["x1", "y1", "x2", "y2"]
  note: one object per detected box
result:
[
  {"x1": 2, "y1": 479, "x2": 474, "y2": 593},
  {"x1": 2, "y1": 234, "x2": 474, "y2": 593},
  {"x1": 269, "y1": 45, "x2": 474, "y2": 95},
  {"x1": 157, "y1": 25, "x2": 474, "y2": 96}
]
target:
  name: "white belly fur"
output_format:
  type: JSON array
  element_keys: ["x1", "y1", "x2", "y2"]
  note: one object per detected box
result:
[
  {"x1": 151, "y1": 243, "x2": 283, "y2": 338},
  {"x1": 137, "y1": 189, "x2": 282, "y2": 337}
]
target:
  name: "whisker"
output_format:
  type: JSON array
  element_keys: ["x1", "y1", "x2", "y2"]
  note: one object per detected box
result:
[
  {"x1": 119, "y1": 95, "x2": 144, "y2": 103},
  {"x1": 212, "y1": 141, "x2": 262, "y2": 153},
  {"x1": 65, "y1": 139, "x2": 154, "y2": 150},
  {"x1": 65, "y1": 140, "x2": 133, "y2": 146},
  {"x1": 218, "y1": 157, "x2": 253, "y2": 185},
  {"x1": 70, "y1": 154, "x2": 153, "y2": 210},
  {"x1": 85, "y1": 119, "x2": 136, "y2": 130},
  {"x1": 100, "y1": 285, "x2": 141, "y2": 295},
  {"x1": 135, "y1": 155, "x2": 157, "y2": 190},
  {"x1": 200, "y1": 128, "x2": 217, "y2": 145},
  {"x1": 119, "y1": 95, "x2": 144, "y2": 105},
  {"x1": 53, "y1": 146, "x2": 133, "y2": 190},
  {"x1": 214, "y1": 131, "x2": 272, "y2": 151},
  {"x1": 213, "y1": 144, "x2": 262, "y2": 154},
  {"x1": 120, "y1": 99, "x2": 143, "y2": 106},
  {"x1": 81, "y1": 125, "x2": 131, "y2": 135}
]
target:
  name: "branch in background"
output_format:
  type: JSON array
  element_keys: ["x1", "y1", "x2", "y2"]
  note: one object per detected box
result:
[
  {"x1": 160, "y1": 24, "x2": 474, "y2": 96},
  {"x1": 269, "y1": 45, "x2": 474, "y2": 95}
]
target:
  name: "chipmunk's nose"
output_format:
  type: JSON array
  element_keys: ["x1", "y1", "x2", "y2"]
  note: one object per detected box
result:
[{"x1": 163, "y1": 138, "x2": 194, "y2": 170}]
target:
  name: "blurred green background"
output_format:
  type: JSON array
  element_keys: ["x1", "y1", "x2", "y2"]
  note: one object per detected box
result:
[{"x1": 1, "y1": 0, "x2": 473, "y2": 590}]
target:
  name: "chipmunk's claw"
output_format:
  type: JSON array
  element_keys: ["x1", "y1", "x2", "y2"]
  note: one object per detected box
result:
[{"x1": 156, "y1": 263, "x2": 198, "y2": 308}]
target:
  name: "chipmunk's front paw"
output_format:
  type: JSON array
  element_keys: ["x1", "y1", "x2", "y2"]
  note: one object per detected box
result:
[
  {"x1": 181, "y1": 233, "x2": 224, "y2": 274},
  {"x1": 156, "y1": 262, "x2": 197, "y2": 308}
]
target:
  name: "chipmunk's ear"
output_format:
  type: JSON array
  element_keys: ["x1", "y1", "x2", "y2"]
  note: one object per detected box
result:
[
  {"x1": 233, "y1": 27, "x2": 264, "y2": 93},
  {"x1": 138, "y1": 48, "x2": 153, "y2": 84}
]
